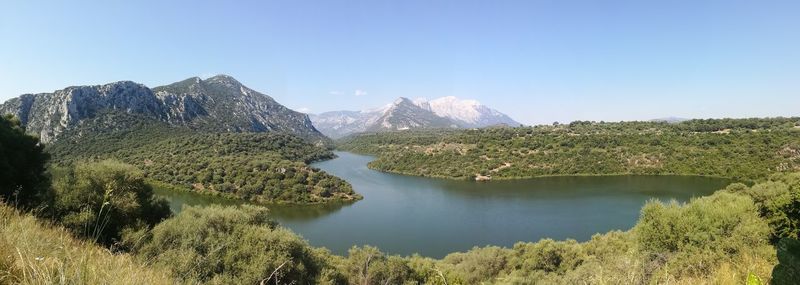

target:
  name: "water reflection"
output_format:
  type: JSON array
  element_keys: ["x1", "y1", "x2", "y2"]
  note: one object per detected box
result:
[{"x1": 152, "y1": 186, "x2": 353, "y2": 220}]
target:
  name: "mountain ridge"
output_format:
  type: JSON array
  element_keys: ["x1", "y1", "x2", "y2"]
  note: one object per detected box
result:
[
  {"x1": 310, "y1": 96, "x2": 520, "y2": 138},
  {"x1": 0, "y1": 75, "x2": 327, "y2": 144}
]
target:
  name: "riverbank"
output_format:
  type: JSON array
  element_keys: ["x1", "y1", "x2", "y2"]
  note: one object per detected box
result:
[{"x1": 337, "y1": 119, "x2": 800, "y2": 182}]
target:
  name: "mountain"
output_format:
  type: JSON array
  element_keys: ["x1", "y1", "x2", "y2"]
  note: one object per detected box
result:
[
  {"x1": 0, "y1": 75, "x2": 327, "y2": 144},
  {"x1": 311, "y1": 96, "x2": 519, "y2": 138},
  {"x1": 417, "y1": 96, "x2": 520, "y2": 128},
  {"x1": 366, "y1": 97, "x2": 457, "y2": 132},
  {"x1": 311, "y1": 97, "x2": 459, "y2": 139},
  {"x1": 308, "y1": 110, "x2": 377, "y2": 139}
]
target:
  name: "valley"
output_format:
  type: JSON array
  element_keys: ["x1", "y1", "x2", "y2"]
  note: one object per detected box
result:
[
  {"x1": 2, "y1": 75, "x2": 799, "y2": 284},
  {"x1": 4, "y1": 1, "x2": 799, "y2": 283}
]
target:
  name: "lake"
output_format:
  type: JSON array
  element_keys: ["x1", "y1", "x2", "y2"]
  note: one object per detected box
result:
[{"x1": 154, "y1": 151, "x2": 731, "y2": 258}]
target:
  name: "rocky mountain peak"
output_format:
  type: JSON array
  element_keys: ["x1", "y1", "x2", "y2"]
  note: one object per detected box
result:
[
  {"x1": 0, "y1": 76, "x2": 328, "y2": 144},
  {"x1": 204, "y1": 74, "x2": 242, "y2": 87},
  {"x1": 310, "y1": 96, "x2": 520, "y2": 138}
]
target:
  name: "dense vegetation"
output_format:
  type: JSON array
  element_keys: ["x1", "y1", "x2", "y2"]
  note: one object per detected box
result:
[
  {"x1": 48, "y1": 160, "x2": 171, "y2": 248},
  {"x1": 46, "y1": 113, "x2": 360, "y2": 204},
  {"x1": 3, "y1": 114, "x2": 800, "y2": 284},
  {"x1": 0, "y1": 114, "x2": 50, "y2": 208},
  {"x1": 338, "y1": 117, "x2": 800, "y2": 181}
]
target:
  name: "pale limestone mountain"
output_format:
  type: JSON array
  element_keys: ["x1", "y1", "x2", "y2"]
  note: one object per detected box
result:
[
  {"x1": 0, "y1": 75, "x2": 327, "y2": 144},
  {"x1": 311, "y1": 96, "x2": 519, "y2": 138}
]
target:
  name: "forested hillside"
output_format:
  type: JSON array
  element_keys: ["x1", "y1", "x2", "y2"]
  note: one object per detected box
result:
[
  {"x1": 46, "y1": 113, "x2": 359, "y2": 204},
  {"x1": 338, "y1": 117, "x2": 800, "y2": 181}
]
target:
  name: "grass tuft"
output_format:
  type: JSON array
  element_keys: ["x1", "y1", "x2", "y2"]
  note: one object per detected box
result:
[{"x1": 0, "y1": 204, "x2": 174, "y2": 284}]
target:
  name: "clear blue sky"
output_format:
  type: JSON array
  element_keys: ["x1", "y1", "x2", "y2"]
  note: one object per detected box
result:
[{"x1": 1, "y1": 0, "x2": 798, "y2": 124}]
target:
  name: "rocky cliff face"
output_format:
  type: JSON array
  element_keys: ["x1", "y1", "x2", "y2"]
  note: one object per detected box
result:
[
  {"x1": 0, "y1": 75, "x2": 327, "y2": 144},
  {"x1": 0, "y1": 81, "x2": 163, "y2": 143}
]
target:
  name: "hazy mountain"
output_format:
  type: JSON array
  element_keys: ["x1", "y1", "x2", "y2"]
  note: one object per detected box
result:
[
  {"x1": 308, "y1": 110, "x2": 377, "y2": 139},
  {"x1": 0, "y1": 75, "x2": 327, "y2": 144},
  {"x1": 366, "y1": 98, "x2": 457, "y2": 132},
  {"x1": 311, "y1": 96, "x2": 519, "y2": 138},
  {"x1": 416, "y1": 96, "x2": 520, "y2": 128},
  {"x1": 650, "y1": 116, "x2": 690, "y2": 124}
]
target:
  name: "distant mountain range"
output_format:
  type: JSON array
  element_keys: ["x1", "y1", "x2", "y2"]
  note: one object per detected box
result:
[
  {"x1": 650, "y1": 117, "x2": 690, "y2": 124},
  {"x1": 311, "y1": 96, "x2": 520, "y2": 138},
  {"x1": 0, "y1": 75, "x2": 327, "y2": 144}
]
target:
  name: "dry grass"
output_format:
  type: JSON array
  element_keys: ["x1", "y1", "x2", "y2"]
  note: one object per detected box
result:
[
  {"x1": 649, "y1": 254, "x2": 774, "y2": 285},
  {"x1": 0, "y1": 204, "x2": 174, "y2": 285}
]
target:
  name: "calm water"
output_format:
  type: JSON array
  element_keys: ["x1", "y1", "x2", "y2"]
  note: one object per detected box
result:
[{"x1": 154, "y1": 151, "x2": 730, "y2": 258}]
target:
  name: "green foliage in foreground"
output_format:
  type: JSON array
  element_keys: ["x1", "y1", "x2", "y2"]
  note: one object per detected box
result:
[
  {"x1": 771, "y1": 238, "x2": 800, "y2": 285},
  {"x1": 0, "y1": 204, "x2": 174, "y2": 285},
  {"x1": 48, "y1": 160, "x2": 171, "y2": 247},
  {"x1": 0, "y1": 115, "x2": 50, "y2": 208},
  {"x1": 726, "y1": 173, "x2": 800, "y2": 242},
  {"x1": 5, "y1": 170, "x2": 799, "y2": 284},
  {"x1": 46, "y1": 113, "x2": 360, "y2": 204},
  {"x1": 132, "y1": 205, "x2": 326, "y2": 284},
  {"x1": 338, "y1": 117, "x2": 800, "y2": 181}
]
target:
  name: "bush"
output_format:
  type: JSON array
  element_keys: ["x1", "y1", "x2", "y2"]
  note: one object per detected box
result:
[
  {"x1": 50, "y1": 160, "x2": 171, "y2": 247},
  {"x1": 134, "y1": 205, "x2": 328, "y2": 284},
  {"x1": 728, "y1": 173, "x2": 800, "y2": 241},
  {"x1": 0, "y1": 115, "x2": 50, "y2": 209},
  {"x1": 772, "y1": 238, "x2": 800, "y2": 285},
  {"x1": 636, "y1": 191, "x2": 774, "y2": 279},
  {"x1": 341, "y1": 246, "x2": 418, "y2": 285},
  {"x1": 440, "y1": 246, "x2": 511, "y2": 284}
]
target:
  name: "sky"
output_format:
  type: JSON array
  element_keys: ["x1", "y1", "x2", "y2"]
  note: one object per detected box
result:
[{"x1": 1, "y1": 0, "x2": 798, "y2": 125}]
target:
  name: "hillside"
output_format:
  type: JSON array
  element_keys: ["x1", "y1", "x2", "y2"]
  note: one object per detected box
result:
[
  {"x1": 0, "y1": 75, "x2": 357, "y2": 204},
  {"x1": 45, "y1": 113, "x2": 360, "y2": 204},
  {"x1": 338, "y1": 117, "x2": 800, "y2": 181}
]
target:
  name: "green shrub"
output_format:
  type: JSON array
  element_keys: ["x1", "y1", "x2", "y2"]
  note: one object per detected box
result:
[
  {"x1": 509, "y1": 239, "x2": 584, "y2": 275},
  {"x1": 340, "y1": 246, "x2": 419, "y2": 285},
  {"x1": 440, "y1": 246, "x2": 511, "y2": 284},
  {"x1": 134, "y1": 205, "x2": 328, "y2": 284},
  {"x1": 50, "y1": 160, "x2": 171, "y2": 247},
  {"x1": 636, "y1": 191, "x2": 774, "y2": 278},
  {"x1": 728, "y1": 173, "x2": 800, "y2": 241},
  {"x1": 772, "y1": 238, "x2": 800, "y2": 285}
]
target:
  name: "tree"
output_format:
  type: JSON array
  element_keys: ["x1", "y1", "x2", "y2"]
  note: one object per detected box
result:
[{"x1": 0, "y1": 115, "x2": 50, "y2": 209}]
